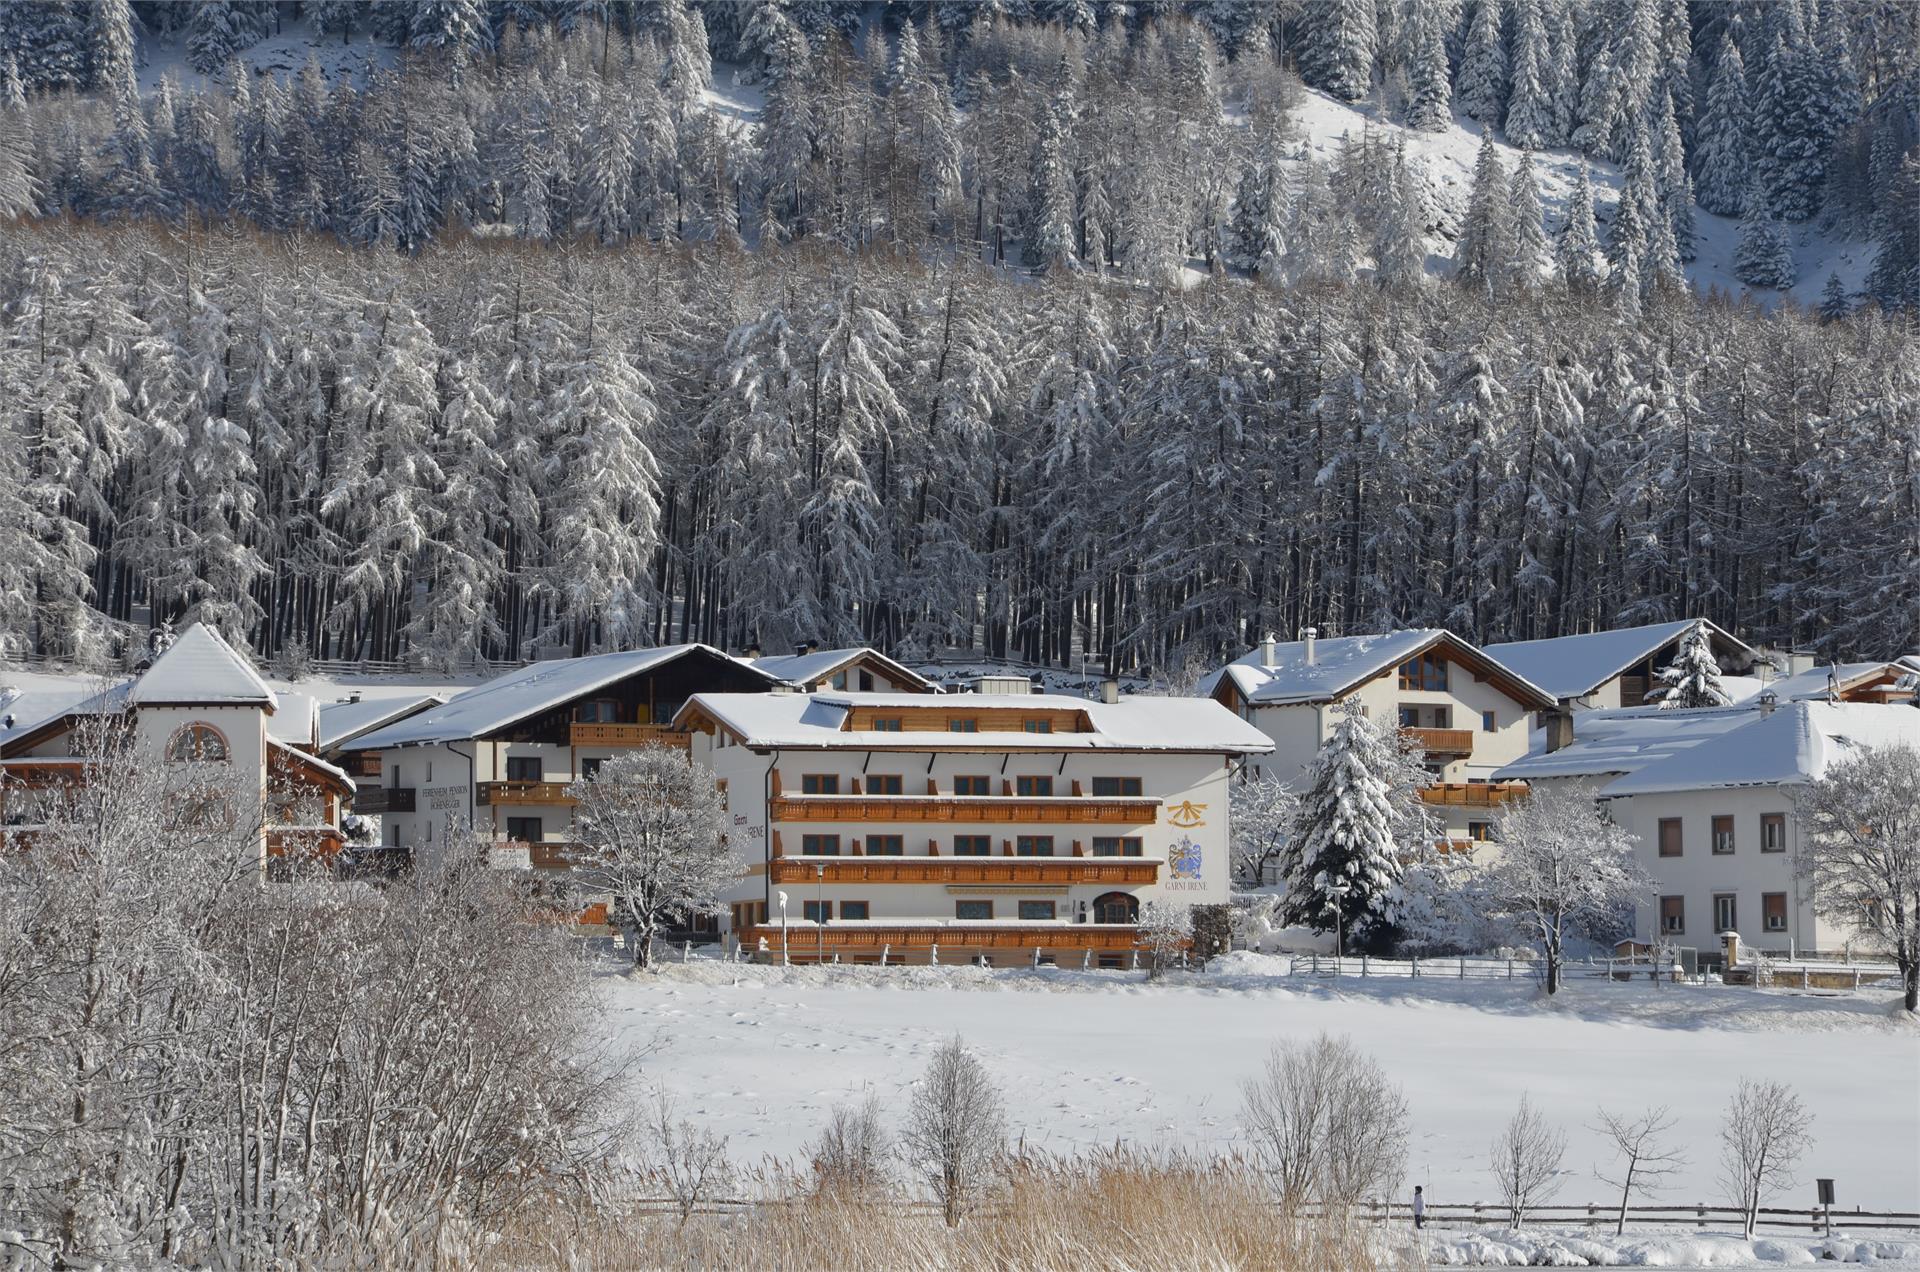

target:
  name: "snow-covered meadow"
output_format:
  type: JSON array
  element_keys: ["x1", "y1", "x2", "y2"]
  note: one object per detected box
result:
[{"x1": 607, "y1": 954, "x2": 1920, "y2": 1211}]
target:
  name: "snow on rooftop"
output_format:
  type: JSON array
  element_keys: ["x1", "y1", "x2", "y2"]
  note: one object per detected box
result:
[
  {"x1": 680, "y1": 691, "x2": 1273, "y2": 754},
  {"x1": 351, "y1": 645, "x2": 772, "y2": 749},
  {"x1": 1760, "y1": 661, "x2": 1909, "y2": 702},
  {"x1": 128, "y1": 623, "x2": 278, "y2": 711},
  {"x1": 1494, "y1": 704, "x2": 1761, "y2": 783},
  {"x1": 1600, "y1": 701, "x2": 1920, "y2": 798},
  {"x1": 752, "y1": 647, "x2": 932, "y2": 690},
  {"x1": 1482, "y1": 620, "x2": 1755, "y2": 703},
  {"x1": 268, "y1": 691, "x2": 319, "y2": 746},
  {"x1": 315, "y1": 693, "x2": 448, "y2": 752},
  {"x1": 1198, "y1": 629, "x2": 1448, "y2": 705}
]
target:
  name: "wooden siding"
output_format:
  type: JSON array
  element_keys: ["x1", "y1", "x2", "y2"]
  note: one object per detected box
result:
[
  {"x1": 569, "y1": 722, "x2": 690, "y2": 748},
  {"x1": 769, "y1": 795, "x2": 1161, "y2": 824},
  {"x1": 476, "y1": 780, "x2": 577, "y2": 806},
  {"x1": 1401, "y1": 727, "x2": 1475, "y2": 755},
  {"x1": 844, "y1": 706, "x2": 1090, "y2": 733},
  {"x1": 1419, "y1": 782, "x2": 1527, "y2": 807},
  {"x1": 768, "y1": 858, "x2": 1159, "y2": 885}
]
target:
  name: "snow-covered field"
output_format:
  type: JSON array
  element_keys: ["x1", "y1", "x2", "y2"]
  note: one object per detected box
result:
[{"x1": 606, "y1": 954, "x2": 1920, "y2": 1214}]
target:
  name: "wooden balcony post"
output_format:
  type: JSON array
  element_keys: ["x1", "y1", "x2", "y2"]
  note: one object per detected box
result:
[
  {"x1": 770, "y1": 769, "x2": 782, "y2": 796},
  {"x1": 1002, "y1": 839, "x2": 1013, "y2": 856}
]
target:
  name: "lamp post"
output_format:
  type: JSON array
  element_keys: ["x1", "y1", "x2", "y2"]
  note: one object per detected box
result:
[
  {"x1": 1329, "y1": 882, "x2": 1350, "y2": 969},
  {"x1": 777, "y1": 889, "x2": 789, "y2": 966},
  {"x1": 816, "y1": 862, "x2": 826, "y2": 966}
]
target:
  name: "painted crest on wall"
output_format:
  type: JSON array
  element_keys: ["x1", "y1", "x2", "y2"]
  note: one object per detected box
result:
[{"x1": 1169, "y1": 836, "x2": 1203, "y2": 880}]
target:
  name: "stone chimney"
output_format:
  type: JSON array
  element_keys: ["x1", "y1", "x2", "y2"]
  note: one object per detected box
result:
[
  {"x1": 1260, "y1": 633, "x2": 1277, "y2": 669},
  {"x1": 1100, "y1": 678, "x2": 1120, "y2": 705},
  {"x1": 1303, "y1": 627, "x2": 1318, "y2": 666},
  {"x1": 1544, "y1": 706, "x2": 1575, "y2": 753}
]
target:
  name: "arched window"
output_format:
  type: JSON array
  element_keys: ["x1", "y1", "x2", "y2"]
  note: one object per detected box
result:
[
  {"x1": 167, "y1": 722, "x2": 230, "y2": 763},
  {"x1": 1092, "y1": 892, "x2": 1139, "y2": 925}
]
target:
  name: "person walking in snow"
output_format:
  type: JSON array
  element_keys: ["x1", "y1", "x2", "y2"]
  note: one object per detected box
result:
[{"x1": 1413, "y1": 1185, "x2": 1426, "y2": 1230}]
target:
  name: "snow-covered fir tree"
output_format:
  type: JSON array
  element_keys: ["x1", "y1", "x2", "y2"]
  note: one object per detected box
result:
[
  {"x1": 1453, "y1": 131, "x2": 1510, "y2": 297},
  {"x1": 1455, "y1": 0, "x2": 1508, "y2": 124},
  {"x1": 1692, "y1": 31, "x2": 1751, "y2": 217},
  {"x1": 1734, "y1": 174, "x2": 1795, "y2": 290},
  {"x1": 1649, "y1": 623, "x2": 1733, "y2": 707},
  {"x1": 1503, "y1": 0, "x2": 1555, "y2": 148},
  {"x1": 1297, "y1": 0, "x2": 1376, "y2": 103}
]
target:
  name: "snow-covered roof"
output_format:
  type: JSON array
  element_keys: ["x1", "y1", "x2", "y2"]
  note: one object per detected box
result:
[
  {"x1": 268, "y1": 691, "x2": 319, "y2": 746},
  {"x1": 0, "y1": 682, "x2": 110, "y2": 749},
  {"x1": 1482, "y1": 620, "x2": 1756, "y2": 703},
  {"x1": 267, "y1": 737, "x2": 354, "y2": 792},
  {"x1": 677, "y1": 691, "x2": 1274, "y2": 754},
  {"x1": 1494, "y1": 704, "x2": 1762, "y2": 783},
  {"x1": 1600, "y1": 701, "x2": 1920, "y2": 797},
  {"x1": 1200, "y1": 629, "x2": 1555, "y2": 709},
  {"x1": 752, "y1": 647, "x2": 936, "y2": 692},
  {"x1": 352, "y1": 645, "x2": 778, "y2": 749},
  {"x1": 1760, "y1": 662, "x2": 1911, "y2": 702},
  {"x1": 128, "y1": 623, "x2": 278, "y2": 711},
  {"x1": 316, "y1": 693, "x2": 448, "y2": 752}
]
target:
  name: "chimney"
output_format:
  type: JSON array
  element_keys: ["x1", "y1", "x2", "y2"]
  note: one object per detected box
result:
[
  {"x1": 794, "y1": 643, "x2": 809, "y2": 657},
  {"x1": 1303, "y1": 626, "x2": 1318, "y2": 666},
  {"x1": 1544, "y1": 706, "x2": 1575, "y2": 753},
  {"x1": 1100, "y1": 678, "x2": 1120, "y2": 705},
  {"x1": 745, "y1": 643, "x2": 762, "y2": 659},
  {"x1": 806, "y1": 640, "x2": 819, "y2": 655},
  {"x1": 1757, "y1": 690, "x2": 1778, "y2": 719},
  {"x1": 346, "y1": 691, "x2": 362, "y2": 704},
  {"x1": 1260, "y1": 633, "x2": 1277, "y2": 669}
]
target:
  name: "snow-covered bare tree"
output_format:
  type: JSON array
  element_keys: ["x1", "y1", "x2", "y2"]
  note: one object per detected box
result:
[
  {"x1": 1718, "y1": 1079, "x2": 1814, "y2": 1239},
  {"x1": 1230, "y1": 772, "x2": 1300, "y2": 885},
  {"x1": 1489, "y1": 1092, "x2": 1566, "y2": 1227},
  {"x1": 1139, "y1": 898, "x2": 1194, "y2": 977},
  {"x1": 568, "y1": 745, "x2": 734, "y2": 967},
  {"x1": 1238, "y1": 1032, "x2": 1409, "y2": 1212},
  {"x1": 1794, "y1": 742, "x2": 1920, "y2": 1012},
  {"x1": 902, "y1": 1035, "x2": 1006, "y2": 1227},
  {"x1": 1482, "y1": 784, "x2": 1652, "y2": 993},
  {"x1": 1591, "y1": 1105, "x2": 1686, "y2": 1235}
]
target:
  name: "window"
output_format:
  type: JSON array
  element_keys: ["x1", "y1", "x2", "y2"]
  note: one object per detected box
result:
[
  {"x1": 1093, "y1": 892, "x2": 1139, "y2": 924},
  {"x1": 1660, "y1": 895, "x2": 1685, "y2": 934},
  {"x1": 1023, "y1": 718, "x2": 1053, "y2": 734},
  {"x1": 800, "y1": 834, "x2": 841, "y2": 856},
  {"x1": 507, "y1": 816, "x2": 542, "y2": 843},
  {"x1": 868, "y1": 774, "x2": 903, "y2": 795},
  {"x1": 1712, "y1": 815, "x2": 1735, "y2": 855},
  {"x1": 1092, "y1": 836, "x2": 1143, "y2": 857},
  {"x1": 506, "y1": 756, "x2": 541, "y2": 782},
  {"x1": 1468, "y1": 821, "x2": 1492, "y2": 842},
  {"x1": 840, "y1": 900, "x2": 870, "y2": 921},
  {"x1": 1658, "y1": 818, "x2": 1683, "y2": 857},
  {"x1": 581, "y1": 757, "x2": 606, "y2": 780},
  {"x1": 830, "y1": 672, "x2": 848, "y2": 690},
  {"x1": 948, "y1": 718, "x2": 978, "y2": 733},
  {"x1": 866, "y1": 834, "x2": 904, "y2": 856},
  {"x1": 872, "y1": 718, "x2": 903, "y2": 732},
  {"x1": 1761, "y1": 813, "x2": 1786, "y2": 852},
  {"x1": 1091, "y1": 776, "x2": 1143, "y2": 797},
  {"x1": 573, "y1": 699, "x2": 619, "y2": 723},
  {"x1": 859, "y1": 670, "x2": 875, "y2": 691},
  {"x1": 803, "y1": 900, "x2": 832, "y2": 922},
  {"x1": 1016, "y1": 775, "x2": 1054, "y2": 797},
  {"x1": 953, "y1": 835, "x2": 992, "y2": 856},
  {"x1": 801, "y1": 774, "x2": 839, "y2": 795},
  {"x1": 1398, "y1": 652, "x2": 1449, "y2": 691},
  {"x1": 954, "y1": 775, "x2": 990, "y2": 796},
  {"x1": 1713, "y1": 893, "x2": 1738, "y2": 933},
  {"x1": 1482, "y1": 710, "x2": 1497, "y2": 732},
  {"x1": 425, "y1": 761, "x2": 433, "y2": 782},
  {"x1": 1018, "y1": 900, "x2": 1057, "y2": 920},
  {"x1": 166, "y1": 723, "x2": 229, "y2": 763},
  {"x1": 956, "y1": 900, "x2": 993, "y2": 920},
  {"x1": 1762, "y1": 893, "x2": 1787, "y2": 932},
  {"x1": 1016, "y1": 835, "x2": 1054, "y2": 856}
]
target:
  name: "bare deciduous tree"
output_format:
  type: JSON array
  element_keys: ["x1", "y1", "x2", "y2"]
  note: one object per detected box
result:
[
  {"x1": 1230, "y1": 772, "x2": 1299, "y2": 886},
  {"x1": 1488, "y1": 1093, "x2": 1566, "y2": 1228},
  {"x1": 1718, "y1": 1079, "x2": 1814, "y2": 1238},
  {"x1": 901, "y1": 1035, "x2": 1006, "y2": 1226},
  {"x1": 569, "y1": 745, "x2": 736, "y2": 967},
  {"x1": 1795, "y1": 741, "x2": 1920, "y2": 1012},
  {"x1": 1591, "y1": 1105, "x2": 1686, "y2": 1234},
  {"x1": 808, "y1": 1092, "x2": 891, "y2": 1198},
  {"x1": 1240, "y1": 1032, "x2": 1409, "y2": 1212},
  {"x1": 1139, "y1": 899, "x2": 1193, "y2": 978},
  {"x1": 647, "y1": 1091, "x2": 734, "y2": 1226}
]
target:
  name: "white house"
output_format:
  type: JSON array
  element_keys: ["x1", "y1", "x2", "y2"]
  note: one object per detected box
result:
[
  {"x1": 750, "y1": 644, "x2": 937, "y2": 694},
  {"x1": 1496, "y1": 698, "x2": 1920, "y2": 957},
  {"x1": 674, "y1": 682, "x2": 1272, "y2": 966},
  {"x1": 0, "y1": 623, "x2": 352, "y2": 869},
  {"x1": 1202, "y1": 628, "x2": 1557, "y2": 846},
  {"x1": 1483, "y1": 619, "x2": 1760, "y2": 711}
]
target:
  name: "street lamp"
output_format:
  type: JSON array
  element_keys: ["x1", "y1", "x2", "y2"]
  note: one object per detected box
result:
[
  {"x1": 1329, "y1": 882, "x2": 1350, "y2": 968},
  {"x1": 777, "y1": 889, "x2": 790, "y2": 966},
  {"x1": 816, "y1": 862, "x2": 826, "y2": 966}
]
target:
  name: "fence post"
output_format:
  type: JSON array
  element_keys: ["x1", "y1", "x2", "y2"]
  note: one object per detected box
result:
[
  {"x1": 1032, "y1": 946, "x2": 1041, "y2": 969},
  {"x1": 682, "y1": 940, "x2": 692, "y2": 963},
  {"x1": 1459, "y1": 956, "x2": 1466, "y2": 980},
  {"x1": 1852, "y1": 967, "x2": 1860, "y2": 991},
  {"x1": 1362, "y1": 954, "x2": 1369, "y2": 977},
  {"x1": 880, "y1": 943, "x2": 889, "y2": 967},
  {"x1": 1802, "y1": 967, "x2": 1810, "y2": 990},
  {"x1": 1507, "y1": 957, "x2": 1514, "y2": 980},
  {"x1": 1311, "y1": 953, "x2": 1319, "y2": 975},
  {"x1": 1412, "y1": 955, "x2": 1419, "y2": 978}
]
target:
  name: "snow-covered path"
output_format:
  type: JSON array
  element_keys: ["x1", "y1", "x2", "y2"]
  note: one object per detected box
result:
[{"x1": 604, "y1": 958, "x2": 1920, "y2": 1210}]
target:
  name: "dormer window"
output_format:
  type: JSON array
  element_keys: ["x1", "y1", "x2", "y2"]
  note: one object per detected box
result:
[
  {"x1": 574, "y1": 699, "x2": 620, "y2": 723},
  {"x1": 1398, "y1": 654, "x2": 1449, "y2": 691},
  {"x1": 167, "y1": 723, "x2": 230, "y2": 763}
]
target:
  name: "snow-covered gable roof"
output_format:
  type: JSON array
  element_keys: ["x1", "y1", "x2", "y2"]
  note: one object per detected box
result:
[
  {"x1": 1200, "y1": 629, "x2": 1555, "y2": 710},
  {"x1": 0, "y1": 682, "x2": 111, "y2": 750},
  {"x1": 676, "y1": 691, "x2": 1274, "y2": 754},
  {"x1": 1482, "y1": 619, "x2": 1756, "y2": 703},
  {"x1": 128, "y1": 623, "x2": 277, "y2": 711},
  {"x1": 752, "y1": 647, "x2": 936, "y2": 692},
  {"x1": 1494, "y1": 704, "x2": 1762, "y2": 783},
  {"x1": 1600, "y1": 701, "x2": 1920, "y2": 797},
  {"x1": 316, "y1": 693, "x2": 448, "y2": 752},
  {"x1": 1760, "y1": 661, "x2": 1911, "y2": 702},
  {"x1": 267, "y1": 737, "x2": 354, "y2": 793},
  {"x1": 352, "y1": 645, "x2": 778, "y2": 749}
]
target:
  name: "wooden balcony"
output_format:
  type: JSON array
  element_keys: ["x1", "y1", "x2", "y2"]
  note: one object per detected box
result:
[
  {"x1": 569, "y1": 722, "x2": 690, "y2": 749},
  {"x1": 341, "y1": 752, "x2": 384, "y2": 778},
  {"x1": 738, "y1": 922, "x2": 1146, "y2": 953},
  {"x1": 490, "y1": 839, "x2": 587, "y2": 870},
  {"x1": 476, "y1": 781, "x2": 576, "y2": 807},
  {"x1": 1419, "y1": 782, "x2": 1526, "y2": 808},
  {"x1": 770, "y1": 796, "x2": 1162, "y2": 825},
  {"x1": 769, "y1": 858, "x2": 1159, "y2": 885},
  {"x1": 352, "y1": 786, "x2": 415, "y2": 814},
  {"x1": 1401, "y1": 727, "x2": 1475, "y2": 756}
]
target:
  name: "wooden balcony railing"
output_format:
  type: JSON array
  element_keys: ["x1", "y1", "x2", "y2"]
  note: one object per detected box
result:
[
  {"x1": 352, "y1": 786, "x2": 415, "y2": 814},
  {"x1": 1419, "y1": 782, "x2": 1527, "y2": 807},
  {"x1": 769, "y1": 858, "x2": 1159, "y2": 885},
  {"x1": 569, "y1": 723, "x2": 690, "y2": 749},
  {"x1": 1401, "y1": 727, "x2": 1475, "y2": 756},
  {"x1": 770, "y1": 796, "x2": 1162, "y2": 825},
  {"x1": 476, "y1": 781, "x2": 577, "y2": 806},
  {"x1": 738, "y1": 923, "x2": 1147, "y2": 952},
  {"x1": 492, "y1": 839, "x2": 587, "y2": 870},
  {"x1": 341, "y1": 752, "x2": 384, "y2": 778}
]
